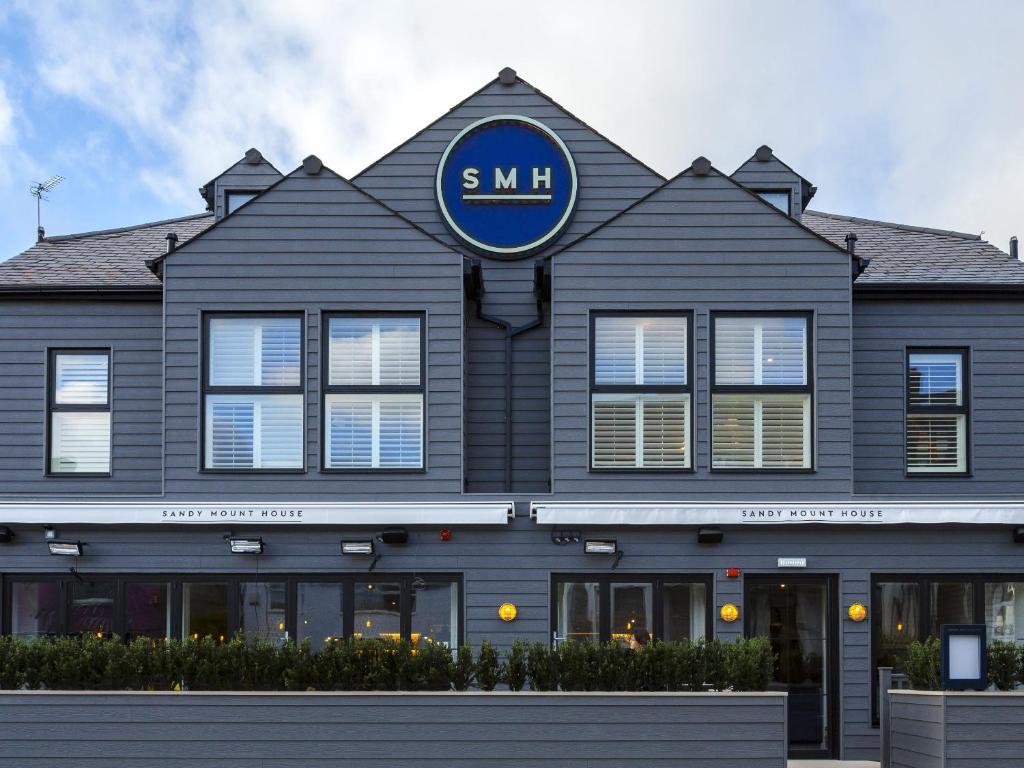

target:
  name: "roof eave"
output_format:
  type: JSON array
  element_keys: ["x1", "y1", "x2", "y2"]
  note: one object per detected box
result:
[
  {"x1": 0, "y1": 285, "x2": 162, "y2": 298},
  {"x1": 855, "y1": 281, "x2": 1024, "y2": 296}
]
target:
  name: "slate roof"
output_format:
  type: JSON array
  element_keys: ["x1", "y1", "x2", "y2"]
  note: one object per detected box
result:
[
  {"x1": 0, "y1": 204, "x2": 1021, "y2": 292},
  {"x1": 803, "y1": 210, "x2": 1024, "y2": 287},
  {"x1": 0, "y1": 213, "x2": 213, "y2": 291}
]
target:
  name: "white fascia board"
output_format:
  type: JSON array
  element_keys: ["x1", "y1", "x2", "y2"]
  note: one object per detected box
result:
[
  {"x1": 0, "y1": 501, "x2": 514, "y2": 526},
  {"x1": 530, "y1": 501, "x2": 1024, "y2": 526}
]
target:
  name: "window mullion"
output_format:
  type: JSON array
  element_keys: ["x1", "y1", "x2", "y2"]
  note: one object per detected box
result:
[
  {"x1": 371, "y1": 322, "x2": 381, "y2": 386},
  {"x1": 753, "y1": 322, "x2": 763, "y2": 385},
  {"x1": 253, "y1": 324, "x2": 263, "y2": 386},
  {"x1": 753, "y1": 397, "x2": 764, "y2": 469},
  {"x1": 252, "y1": 400, "x2": 263, "y2": 467},
  {"x1": 635, "y1": 325, "x2": 644, "y2": 386},
  {"x1": 635, "y1": 395, "x2": 644, "y2": 468},
  {"x1": 371, "y1": 399, "x2": 381, "y2": 468}
]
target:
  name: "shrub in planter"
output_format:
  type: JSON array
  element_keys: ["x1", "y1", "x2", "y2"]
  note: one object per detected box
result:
[
  {"x1": 626, "y1": 641, "x2": 665, "y2": 692},
  {"x1": 674, "y1": 639, "x2": 706, "y2": 691},
  {"x1": 475, "y1": 640, "x2": 501, "y2": 692},
  {"x1": 449, "y1": 643, "x2": 474, "y2": 691},
  {"x1": 702, "y1": 637, "x2": 729, "y2": 691},
  {"x1": 526, "y1": 641, "x2": 558, "y2": 691},
  {"x1": 504, "y1": 640, "x2": 528, "y2": 692},
  {"x1": 1020, "y1": 644, "x2": 1024, "y2": 690},
  {"x1": 596, "y1": 641, "x2": 630, "y2": 691},
  {"x1": 0, "y1": 633, "x2": 781, "y2": 692},
  {"x1": 556, "y1": 640, "x2": 600, "y2": 691},
  {"x1": 988, "y1": 641, "x2": 1019, "y2": 691},
  {"x1": 905, "y1": 637, "x2": 940, "y2": 690},
  {"x1": 725, "y1": 636, "x2": 774, "y2": 692}
]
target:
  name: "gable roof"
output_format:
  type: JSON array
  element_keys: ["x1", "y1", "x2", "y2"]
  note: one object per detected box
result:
[
  {"x1": 352, "y1": 69, "x2": 666, "y2": 257},
  {"x1": 547, "y1": 158, "x2": 853, "y2": 262},
  {"x1": 0, "y1": 213, "x2": 212, "y2": 292},
  {"x1": 155, "y1": 157, "x2": 464, "y2": 273},
  {"x1": 803, "y1": 210, "x2": 1024, "y2": 287}
]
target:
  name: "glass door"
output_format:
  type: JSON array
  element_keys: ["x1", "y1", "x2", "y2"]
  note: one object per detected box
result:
[{"x1": 745, "y1": 575, "x2": 838, "y2": 759}]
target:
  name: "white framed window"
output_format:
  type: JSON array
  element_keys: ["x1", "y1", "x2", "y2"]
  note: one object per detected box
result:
[
  {"x1": 711, "y1": 314, "x2": 812, "y2": 469},
  {"x1": 906, "y1": 349, "x2": 968, "y2": 474},
  {"x1": 48, "y1": 350, "x2": 111, "y2": 474},
  {"x1": 323, "y1": 315, "x2": 424, "y2": 470},
  {"x1": 224, "y1": 191, "x2": 257, "y2": 214},
  {"x1": 591, "y1": 314, "x2": 691, "y2": 470},
  {"x1": 756, "y1": 190, "x2": 791, "y2": 215},
  {"x1": 203, "y1": 315, "x2": 304, "y2": 470}
]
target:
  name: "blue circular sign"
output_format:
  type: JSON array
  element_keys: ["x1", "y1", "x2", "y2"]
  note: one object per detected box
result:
[{"x1": 435, "y1": 115, "x2": 578, "y2": 258}]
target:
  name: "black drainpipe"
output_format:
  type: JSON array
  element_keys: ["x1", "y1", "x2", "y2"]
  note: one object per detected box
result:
[{"x1": 465, "y1": 258, "x2": 549, "y2": 493}]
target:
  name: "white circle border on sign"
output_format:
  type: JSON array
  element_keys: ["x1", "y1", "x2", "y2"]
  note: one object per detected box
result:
[{"x1": 435, "y1": 114, "x2": 579, "y2": 257}]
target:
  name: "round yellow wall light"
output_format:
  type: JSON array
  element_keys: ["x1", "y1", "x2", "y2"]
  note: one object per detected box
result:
[
  {"x1": 848, "y1": 603, "x2": 868, "y2": 622},
  {"x1": 719, "y1": 603, "x2": 740, "y2": 623},
  {"x1": 498, "y1": 602, "x2": 518, "y2": 622}
]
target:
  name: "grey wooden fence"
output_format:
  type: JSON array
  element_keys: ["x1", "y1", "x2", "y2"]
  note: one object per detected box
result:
[
  {"x1": 0, "y1": 690, "x2": 788, "y2": 768},
  {"x1": 886, "y1": 689, "x2": 1024, "y2": 768}
]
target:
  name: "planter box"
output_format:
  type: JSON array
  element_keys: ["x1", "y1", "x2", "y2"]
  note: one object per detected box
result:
[
  {"x1": 889, "y1": 690, "x2": 1024, "y2": 768},
  {"x1": 0, "y1": 690, "x2": 787, "y2": 768}
]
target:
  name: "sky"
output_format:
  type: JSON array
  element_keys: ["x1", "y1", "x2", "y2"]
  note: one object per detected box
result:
[{"x1": 0, "y1": 0, "x2": 1022, "y2": 261}]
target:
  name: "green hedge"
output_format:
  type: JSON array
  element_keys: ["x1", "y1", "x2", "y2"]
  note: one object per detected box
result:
[
  {"x1": 903, "y1": 637, "x2": 1024, "y2": 691},
  {"x1": 0, "y1": 634, "x2": 775, "y2": 692}
]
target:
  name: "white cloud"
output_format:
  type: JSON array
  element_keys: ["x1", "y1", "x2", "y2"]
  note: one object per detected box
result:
[
  {"x1": 8, "y1": 0, "x2": 1024, "y2": 248},
  {"x1": 0, "y1": 79, "x2": 13, "y2": 147}
]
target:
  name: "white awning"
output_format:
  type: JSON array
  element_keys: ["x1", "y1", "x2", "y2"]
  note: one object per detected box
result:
[
  {"x1": 531, "y1": 501, "x2": 1024, "y2": 526},
  {"x1": 0, "y1": 501, "x2": 514, "y2": 526}
]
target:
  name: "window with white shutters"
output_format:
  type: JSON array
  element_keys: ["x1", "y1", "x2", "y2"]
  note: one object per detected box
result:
[
  {"x1": 591, "y1": 314, "x2": 691, "y2": 470},
  {"x1": 906, "y1": 349, "x2": 968, "y2": 474},
  {"x1": 203, "y1": 315, "x2": 304, "y2": 470},
  {"x1": 711, "y1": 314, "x2": 812, "y2": 470},
  {"x1": 48, "y1": 350, "x2": 111, "y2": 474},
  {"x1": 323, "y1": 315, "x2": 424, "y2": 470}
]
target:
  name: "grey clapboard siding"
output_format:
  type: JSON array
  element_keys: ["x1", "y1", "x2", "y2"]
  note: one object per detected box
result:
[
  {"x1": 552, "y1": 168, "x2": 854, "y2": 497},
  {"x1": 163, "y1": 168, "x2": 465, "y2": 498},
  {"x1": 0, "y1": 691, "x2": 788, "y2": 768},
  {"x1": 889, "y1": 692, "x2": 945, "y2": 768},
  {"x1": 0, "y1": 299, "x2": 163, "y2": 496},
  {"x1": 853, "y1": 297, "x2": 1024, "y2": 497},
  {"x1": 210, "y1": 156, "x2": 283, "y2": 220},
  {"x1": 355, "y1": 78, "x2": 663, "y2": 493},
  {"x1": 6, "y1": 518, "x2": 1024, "y2": 763},
  {"x1": 889, "y1": 691, "x2": 1024, "y2": 768}
]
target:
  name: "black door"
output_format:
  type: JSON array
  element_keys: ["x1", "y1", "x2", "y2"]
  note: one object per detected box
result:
[{"x1": 745, "y1": 575, "x2": 839, "y2": 759}]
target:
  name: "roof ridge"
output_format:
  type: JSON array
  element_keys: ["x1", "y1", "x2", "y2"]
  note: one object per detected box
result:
[
  {"x1": 805, "y1": 209, "x2": 981, "y2": 241},
  {"x1": 41, "y1": 212, "x2": 212, "y2": 243},
  {"x1": 352, "y1": 70, "x2": 666, "y2": 184}
]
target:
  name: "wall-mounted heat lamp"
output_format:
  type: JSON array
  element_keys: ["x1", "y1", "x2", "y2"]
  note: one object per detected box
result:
[
  {"x1": 584, "y1": 539, "x2": 623, "y2": 569},
  {"x1": 342, "y1": 540, "x2": 380, "y2": 571},
  {"x1": 228, "y1": 537, "x2": 263, "y2": 555},
  {"x1": 48, "y1": 541, "x2": 83, "y2": 557}
]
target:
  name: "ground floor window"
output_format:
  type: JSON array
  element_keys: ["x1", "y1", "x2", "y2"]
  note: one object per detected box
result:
[
  {"x1": 871, "y1": 574, "x2": 1024, "y2": 721},
  {"x1": 2, "y1": 574, "x2": 461, "y2": 648},
  {"x1": 552, "y1": 574, "x2": 710, "y2": 644}
]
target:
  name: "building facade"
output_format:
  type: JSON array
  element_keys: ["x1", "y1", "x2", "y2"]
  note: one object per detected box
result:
[{"x1": 1, "y1": 68, "x2": 1023, "y2": 760}]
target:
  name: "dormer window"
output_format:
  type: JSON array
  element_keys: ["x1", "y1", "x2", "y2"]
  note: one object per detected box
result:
[
  {"x1": 225, "y1": 191, "x2": 257, "y2": 214},
  {"x1": 756, "y1": 191, "x2": 791, "y2": 215}
]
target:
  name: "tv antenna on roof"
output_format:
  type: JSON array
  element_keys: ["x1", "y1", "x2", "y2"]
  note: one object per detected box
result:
[{"x1": 29, "y1": 174, "x2": 65, "y2": 241}]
